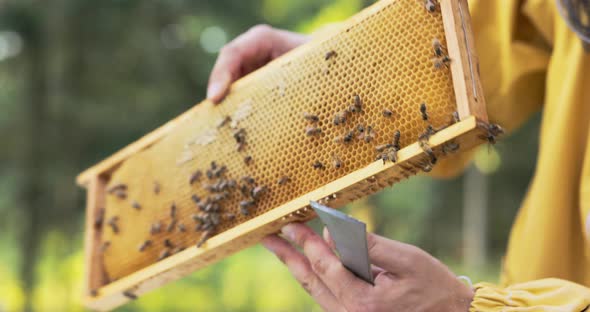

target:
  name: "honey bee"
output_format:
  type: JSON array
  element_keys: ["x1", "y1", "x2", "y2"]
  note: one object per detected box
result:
[
  {"x1": 107, "y1": 216, "x2": 119, "y2": 234},
  {"x1": 196, "y1": 230, "x2": 213, "y2": 248},
  {"x1": 153, "y1": 181, "x2": 161, "y2": 195},
  {"x1": 419, "y1": 125, "x2": 437, "y2": 141},
  {"x1": 94, "y1": 208, "x2": 105, "y2": 229},
  {"x1": 231, "y1": 129, "x2": 247, "y2": 150},
  {"x1": 107, "y1": 183, "x2": 127, "y2": 194},
  {"x1": 244, "y1": 155, "x2": 253, "y2": 165},
  {"x1": 392, "y1": 130, "x2": 401, "y2": 150},
  {"x1": 210, "y1": 193, "x2": 229, "y2": 203},
  {"x1": 240, "y1": 185, "x2": 251, "y2": 197},
  {"x1": 478, "y1": 122, "x2": 505, "y2": 144},
  {"x1": 305, "y1": 125, "x2": 322, "y2": 136},
  {"x1": 375, "y1": 144, "x2": 392, "y2": 153},
  {"x1": 215, "y1": 180, "x2": 227, "y2": 192},
  {"x1": 332, "y1": 154, "x2": 342, "y2": 169},
  {"x1": 113, "y1": 189, "x2": 127, "y2": 200},
  {"x1": 433, "y1": 55, "x2": 451, "y2": 69},
  {"x1": 303, "y1": 112, "x2": 319, "y2": 122},
  {"x1": 333, "y1": 111, "x2": 348, "y2": 126},
  {"x1": 313, "y1": 161, "x2": 325, "y2": 170},
  {"x1": 442, "y1": 141, "x2": 460, "y2": 154},
  {"x1": 241, "y1": 176, "x2": 255, "y2": 185},
  {"x1": 277, "y1": 176, "x2": 291, "y2": 185},
  {"x1": 343, "y1": 130, "x2": 355, "y2": 143},
  {"x1": 150, "y1": 221, "x2": 162, "y2": 235},
  {"x1": 138, "y1": 240, "x2": 152, "y2": 252},
  {"x1": 223, "y1": 213, "x2": 236, "y2": 221},
  {"x1": 203, "y1": 183, "x2": 217, "y2": 193},
  {"x1": 214, "y1": 165, "x2": 227, "y2": 178},
  {"x1": 420, "y1": 103, "x2": 429, "y2": 121},
  {"x1": 432, "y1": 39, "x2": 451, "y2": 68},
  {"x1": 364, "y1": 126, "x2": 375, "y2": 143},
  {"x1": 157, "y1": 249, "x2": 171, "y2": 261},
  {"x1": 210, "y1": 213, "x2": 221, "y2": 226},
  {"x1": 206, "y1": 202, "x2": 221, "y2": 213},
  {"x1": 166, "y1": 219, "x2": 177, "y2": 233},
  {"x1": 240, "y1": 199, "x2": 256, "y2": 215},
  {"x1": 170, "y1": 202, "x2": 177, "y2": 219},
  {"x1": 196, "y1": 199, "x2": 210, "y2": 212},
  {"x1": 452, "y1": 111, "x2": 460, "y2": 123},
  {"x1": 357, "y1": 125, "x2": 365, "y2": 133},
  {"x1": 351, "y1": 95, "x2": 363, "y2": 113},
  {"x1": 171, "y1": 246, "x2": 185, "y2": 255},
  {"x1": 192, "y1": 214, "x2": 205, "y2": 224},
  {"x1": 433, "y1": 38, "x2": 444, "y2": 56},
  {"x1": 382, "y1": 109, "x2": 393, "y2": 117},
  {"x1": 233, "y1": 129, "x2": 246, "y2": 144},
  {"x1": 421, "y1": 161, "x2": 433, "y2": 173},
  {"x1": 333, "y1": 135, "x2": 343, "y2": 144},
  {"x1": 164, "y1": 239, "x2": 174, "y2": 248},
  {"x1": 251, "y1": 185, "x2": 267, "y2": 200},
  {"x1": 131, "y1": 200, "x2": 141, "y2": 210},
  {"x1": 177, "y1": 223, "x2": 186, "y2": 232},
  {"x1": 191, "y1": 195, "x2": 201, "y2": 204},
  {"x1": 123, "y1": 290, "x2": 138, "y2": 300},
  {"x1": 419, "y1": 140, "x2": 438, "y2": 165},
  {"x1": 387, "y1": 149, "x2": 398, "y2": 163},
  {"x1": 216, "y1": 115, "x2": 231, "y2": 128},
  {"x1": 189, "y1": 170, "x2": 202, "y2": 185},
  {"x1": 100, "y1": 241, "x2": 111, "y2": 253},
  {"x1": 325, "y1": 50, "x2": 337, "y2": 60},
  {"x1": 424, "y1": 0, "x2": 437, "y2": 12},
  {"x1": 198, "y1": 220, "x2": 213, "y2": 232}
]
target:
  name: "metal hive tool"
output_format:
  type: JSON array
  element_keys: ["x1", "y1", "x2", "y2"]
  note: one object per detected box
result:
[{"x1": 77, "y1": 0, "x2": 493, "y2": 310}]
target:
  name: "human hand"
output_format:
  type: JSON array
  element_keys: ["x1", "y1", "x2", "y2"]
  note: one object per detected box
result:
[
  {"x1": 261, "y1": 223, "x2": 474, "y2": 312},
  {"x1": 207, "y1": 25, "x2": 309, "y2": 103}
]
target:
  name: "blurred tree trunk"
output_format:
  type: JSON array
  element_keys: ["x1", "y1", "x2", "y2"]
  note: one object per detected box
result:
[
  {"x1": 19, "y1": 5, "x2": 47, "y2": 312},
  {"x1": 462, "y1": 165, "x2": 488, "y2": 269}
]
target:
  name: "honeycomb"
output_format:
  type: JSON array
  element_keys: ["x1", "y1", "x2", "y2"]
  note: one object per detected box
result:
[{"x1": 100, "y1": 0, "x2": 458, "y2": 281}]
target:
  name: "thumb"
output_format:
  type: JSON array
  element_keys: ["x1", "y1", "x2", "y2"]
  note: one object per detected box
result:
[{"x1": 366, "y1": 233, "x2": 422, "y2": 275}]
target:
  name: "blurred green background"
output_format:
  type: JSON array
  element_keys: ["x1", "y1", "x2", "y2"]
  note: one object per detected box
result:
[{"x1": 0, "y1": 0, "x2": 541, "y2": 311}]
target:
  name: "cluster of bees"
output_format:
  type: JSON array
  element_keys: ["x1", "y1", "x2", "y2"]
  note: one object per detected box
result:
[
  {"x1": 101, "y1": 181, "x2": 186, "y2": 262},
  {"x1": 93, "y1": 1, "x2": 506, "y2": 298}
]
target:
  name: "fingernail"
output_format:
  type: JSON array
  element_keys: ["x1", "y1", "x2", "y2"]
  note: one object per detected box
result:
[
  {"x1": 281, "y1": 224, "x2": 296, "y2": 241},
  {"x1": 207, "y1": 82, "x2": 223, "y2": 101}
]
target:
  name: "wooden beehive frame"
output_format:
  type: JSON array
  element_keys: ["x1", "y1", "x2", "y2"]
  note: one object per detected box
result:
[{"x1": 77, "y1": 0, "x2": 488, "y2": 310}]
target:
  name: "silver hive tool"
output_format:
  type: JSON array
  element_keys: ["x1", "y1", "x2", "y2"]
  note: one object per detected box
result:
[{"x1": 309, "y1": 200, "x2": 374, "y2": 284}]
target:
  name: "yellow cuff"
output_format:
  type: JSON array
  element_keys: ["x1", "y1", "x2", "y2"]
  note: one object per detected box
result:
[{"x1": 469, "y1": 279, "x2": 590, "y2": 312}]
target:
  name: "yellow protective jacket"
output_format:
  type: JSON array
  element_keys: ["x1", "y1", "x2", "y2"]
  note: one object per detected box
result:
[{"x1": 452, "y1": 0, "x2": 590, "y2": 310}]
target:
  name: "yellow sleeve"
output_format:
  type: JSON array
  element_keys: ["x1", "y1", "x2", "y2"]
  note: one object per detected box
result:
[
  {"x1": 431, "y1": 0, "x2": 550, "y2": 178},
  {"x1": 470, "y1": 279, "x2": 590, "y2": 311}
]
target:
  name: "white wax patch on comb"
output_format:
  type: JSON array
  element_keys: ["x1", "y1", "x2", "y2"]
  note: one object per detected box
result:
[{"x1": 230, "y1": 99, "x2": 253, "y2": 129}]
